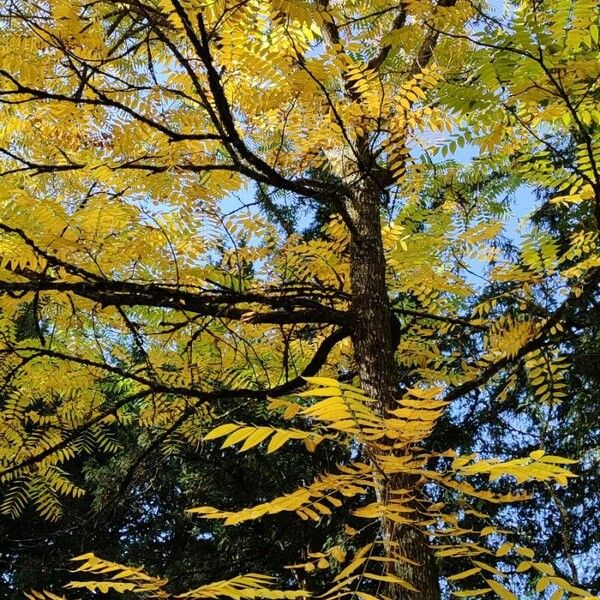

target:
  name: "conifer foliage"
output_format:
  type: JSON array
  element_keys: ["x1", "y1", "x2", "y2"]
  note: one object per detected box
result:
[{"x1": 0, "y1": 0, "x2": 599, "y2": 598}]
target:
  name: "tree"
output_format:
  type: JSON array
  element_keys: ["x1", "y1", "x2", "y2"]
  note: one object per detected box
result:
[{"x1": 0, "y1": 0, "x2": 599, "y2": 599}]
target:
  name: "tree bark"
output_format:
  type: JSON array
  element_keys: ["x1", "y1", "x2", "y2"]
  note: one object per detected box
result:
[{"x1": 348, "y1": 181, "x2": 440, "y2": 600}]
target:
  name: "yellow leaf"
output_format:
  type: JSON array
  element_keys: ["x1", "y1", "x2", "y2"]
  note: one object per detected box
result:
[
  {"x1": 313, "y1": 502, "x2": 331, "y2": 515},
  {"x1": 204, "y1": 423, "x2": 240, "y2": 441},
  {"x1": 473, "y1": 561, "x2": 505, "y2": 576},
  {"x1": 363, "y1": 573, "x2": 418, "y2": 592},
  {"x1": 238, "y1": 428, "x2": 273, "y2": 452},
  {"x1": 514, "y1": 546, "x2": 534, "y2": 559},
  {"x1": 355, "y1": 593, "x2": 380, "y2": 600},
  {"x1": 515, "y1": 561, "x2": 531, "y2": 573},
  {"x1": 496, "y1": 543, "x2": 513, "y2": 557},
  {"x1": 329, "y1": 546, "x2": 346, "y2": 562},
  {"x1": 447, "y1": 567, "x2": 482, "y2": 581},
  {"x1": 283, "y1": 404, "x2": 301, "y2": 419},
  {"x1": 70, "y1": 552, "x2": 96, "y2": 562},
  {"x1": 452, "y1": 455, "x2": 474, "y2": 469},
  {"x1": 267, "y1": 430, "x2": 291, "y2": 453},
  {"x1": 334, "y1": 557, "x2": 367, "y2": 582},
  {"x1": 532, "y1": 562, "x2": 555, "y2": 576},
  {"x1": 535, "y1": 577, "x2": 550, "y2": 593},
  {"x1": 186, "y1": 506, "x2": 222, "y2": 515},
  {"x1": 539, "y1": 455, "x2": 578, "y2": 465},
  {"x1": 221, "y1": 427, "x2": 254, "y2": 448},
  {"x1": 299, "y1": 508, "x2": 320, "y2": 521},
  {"x1": 485, "y1": 579, "x2": 517, "y2": 600}
]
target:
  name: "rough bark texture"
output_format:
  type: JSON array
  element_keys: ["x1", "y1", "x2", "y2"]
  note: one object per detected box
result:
[
  {"x1": 348, "y1": 182, "x2": 440, "y2": 600},
  {"x1": 387, "y1": 499, "x2": 441, "y2": 600}
]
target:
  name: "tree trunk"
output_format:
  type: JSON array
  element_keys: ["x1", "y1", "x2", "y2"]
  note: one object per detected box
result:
[{"x1": 348, "y1": 182, "x2": 440, "y2": 600}]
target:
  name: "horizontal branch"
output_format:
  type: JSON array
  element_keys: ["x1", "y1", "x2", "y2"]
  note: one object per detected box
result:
[
  {"x1": 443, "y1": 268, "x2": 600, "y2": 404},
  {"x1": 0, "y1": 69, "x2": 224, "y2": 144},
  {"x1": 0, "y1": 327, "x2": 349, "y2": 477},
  {"x1": 0, "y1": 147, "x2": 242, "y2": 177},
  {"x1": 0, "y1": 278, "x2": 349, "y2": 326},
  {"x1": 0, "y1": 222, "x2": 103, "y2": 282}
]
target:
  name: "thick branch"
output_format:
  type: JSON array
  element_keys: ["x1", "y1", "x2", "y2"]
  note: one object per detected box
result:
[
  {"x1": 367, "y1": 6, "x2": 408, "y2": 71},
  {"x1": 0, "y1": 278, "x2": 348, "y2": 326}
]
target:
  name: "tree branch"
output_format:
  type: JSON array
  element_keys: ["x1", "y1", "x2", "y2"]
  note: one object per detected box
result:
[{"x1": 0, "y1": 327, "x2": 349, "y2": 477}]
